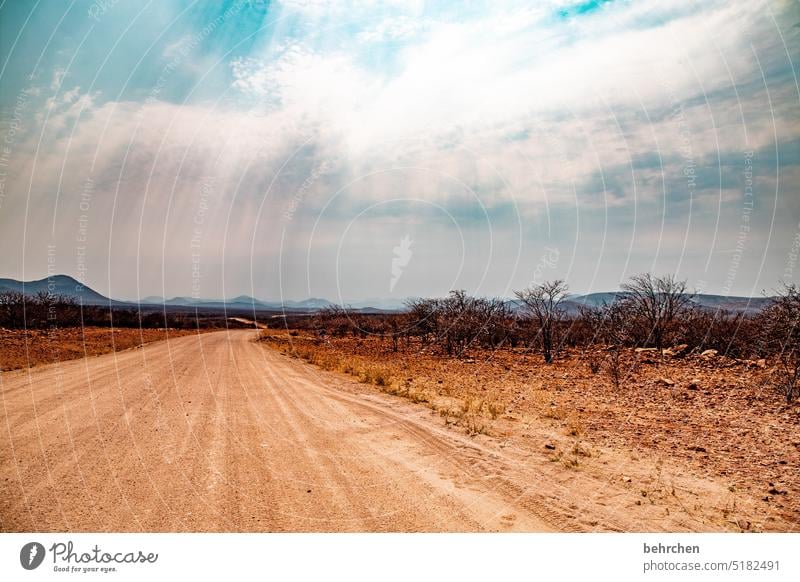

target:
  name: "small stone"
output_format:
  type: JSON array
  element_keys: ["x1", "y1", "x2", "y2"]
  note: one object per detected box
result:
[
  {"x1": 662, "y1": 344, "x2": 689, "y2": 357},
  {"x1": 688, "y1": 445, "x2": 707, "y2": 453},
  {"x1": 657, "y1": 377, "x2": 675, "y2": 387},
  {"x1": 544, "y1": 443, "x2": 556, "y2": 450},
  {"x1": 701, "y1": 349, "x2": 718, "y2": 357}
]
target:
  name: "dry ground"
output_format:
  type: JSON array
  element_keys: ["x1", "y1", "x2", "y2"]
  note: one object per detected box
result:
[
  {"x1": 2, "y1": 328, "x2": 796, "y2": 532},
  {"x1": 260, "y1": 330, "x2": 800, "y2": 531},
  {"x1": 2, "y1": 330, "x2": 556, "y2": 531},
  {"x1": 0, "y1": 327, "x2": 209, "y2": 371}
]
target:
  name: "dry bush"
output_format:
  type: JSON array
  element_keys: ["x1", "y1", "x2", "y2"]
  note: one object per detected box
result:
[
  {"x1": 618, "y1": 273, "x2": 693, "y2": 351},
  {"x1": 586, "y1": 351, "x2": 602, "y2": 374},
  {"x1": 606, "y1": 348, "x2": 624, "y2": 390},
  {"x1": 514, "y1": 280, "x2": 569, "y2": 364},
  {"x1": 760, "y1": 284, "x2": 800, "y2": 402}
]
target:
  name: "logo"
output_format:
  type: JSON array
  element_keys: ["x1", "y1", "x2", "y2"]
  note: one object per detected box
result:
[
  {"x1": 390, "y1": 235, "x2": 413, "y2": 292},
  {"x1": 20, "y1": 542, "x2": 45, "y2": 570}
]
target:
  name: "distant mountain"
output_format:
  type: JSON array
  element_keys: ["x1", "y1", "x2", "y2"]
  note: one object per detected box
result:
[
  {"x1": 0, "y1": 275, "x2": 113, "y2": 305},
  {"x1": 283, "y1": 298, "x2": 333, "y2": 309},
  {"x1": 345, "y1": 297, "x2": 410, "y2": 310},
  {"x1": 566, "y1": 292, "x2": 622, "y2": 308},
  {"x1": 559, "y1": 292, "x2": 773, "y2": 314},
  {"x1": 687, "y1": 294, "x2": 772, "y2": 313},
  {"x1": 139, "y1": 295, "x2": 165, "y2": 304},
  {"x1": 0, "y1": 275, "x2": 777, "y2": 314},
  {"x1": 227, "y1": 295, "x2": 268, "y2": 306}
]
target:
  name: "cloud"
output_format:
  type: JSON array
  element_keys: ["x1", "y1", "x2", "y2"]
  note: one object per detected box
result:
[{"x1": 1, "y1": 0, "x2": 798, "y2": 298}]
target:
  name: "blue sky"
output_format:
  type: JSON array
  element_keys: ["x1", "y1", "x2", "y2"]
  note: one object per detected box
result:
[{"x1": 1, "y1": 0, "x2": 799, "y2": 301}]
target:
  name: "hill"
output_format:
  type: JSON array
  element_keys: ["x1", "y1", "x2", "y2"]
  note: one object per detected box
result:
[
  {"x1": 0, "y1": 275, "x2": 776, "y2": 314},
  {"x1": 0, "y1": 275, "x2": 112, "y2": 305}
]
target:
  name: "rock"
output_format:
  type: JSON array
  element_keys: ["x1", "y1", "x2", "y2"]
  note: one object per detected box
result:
[
  {"x1": 688, "y1": 445, "x2": 707, "y2": 453},
  {"x1": 756, "y1": 359, "x2": 767, "y2": 369},
  {"x1": 544, "y1": 443, "x2": 556, "y2": 450},
  {"x1": 687, "y1": 379, "x2": 700, "y2": 390},
  {"x1": 622, "y1": 476, "x2": 632, "y2": 482},
  {"x1": 657, "y1": 377, "x2": 675, "y2": 387},
  {"x1": 635, "y1": 347, "x2": 658, "y2": 353},
  {"x1": 701, "y1": 349, "x2": 718, "y2": 357},
  {"x1": 663, "y1": 344, "x2": 689, "y2": 357},
  {"x1": 768, "y1": 487, "x2": 787, "y2": 495}
]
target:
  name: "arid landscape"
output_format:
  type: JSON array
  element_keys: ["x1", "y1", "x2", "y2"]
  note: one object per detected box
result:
[
  {"x1": 1, "y1": 272, "x2": 800, "y2": 532},
  {"x1": 2, "y1": 2, "x2": 799, "y2": 578},
  {"x1": 0, "y1": 327, "x2": 201, "y2": 371},
  {"x1": 0, "y1": 326, "x2": 792, "y2": 533},
  {"x1": 260, "y1": 329, "x2": 799, "y2": 531}
]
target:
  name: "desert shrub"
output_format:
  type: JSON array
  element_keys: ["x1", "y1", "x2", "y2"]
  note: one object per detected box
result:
[
  {"x1": 618, "y1": 273, "x2": 693, "y2": 351},
  {"x1": 606, "y1": 347, "x2": 624, "y2": 389},
  {"x1": 586, "y1": 352, "x2": 602, "y2": 374},
  {"x1": 759, "y1": 284, "x2": 800, "y2": 402},
  {"x1": 514, "y1": 280, "x2": 569, "y2": 364},
  {"x1": 678, "y1": 308, "x2": 756, "y2": 358}
]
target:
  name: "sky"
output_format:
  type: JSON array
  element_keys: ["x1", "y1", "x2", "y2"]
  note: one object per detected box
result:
[{"x1": 0, "y1": 0, "x2": 798, "y2": 303}]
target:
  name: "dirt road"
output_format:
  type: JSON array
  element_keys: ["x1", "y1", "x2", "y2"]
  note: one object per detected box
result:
[{"x1": 1, "y1": 330, "x2": 724, "y2": 532}]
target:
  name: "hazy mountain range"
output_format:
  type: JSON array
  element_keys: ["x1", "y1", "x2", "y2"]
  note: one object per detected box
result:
[
  {"x1": 0, "y1": 275, "x2": 774, "y2": 314},
  {"x1": 0, "y1": 275, "x2": 402, "y2": 312}
]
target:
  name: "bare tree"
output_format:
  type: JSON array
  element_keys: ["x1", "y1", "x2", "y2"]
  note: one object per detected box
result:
[
  {"x1": 0, "y1": 291, "x2": 26, "y2": 328},
  {"x1": 514, "y1": 280, "x2": 569, "y2": 363},
  {"x1": 619, "y1": 273, "x2": 693, "y2": 352},
  {"x1": 760, "y1": 283, "x2": 800, "y2": 402},
  {"x1": 404, "y1": 297, "x2": 441, "y2": 347}
]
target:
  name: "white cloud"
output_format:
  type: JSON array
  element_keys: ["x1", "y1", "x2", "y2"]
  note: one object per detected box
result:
[
  {"x1": 356, "y1": 15, "x2": 432, "y2": 43},
  {"x1": 3, "y1": 0, "x2": 797, "y2": 297}
]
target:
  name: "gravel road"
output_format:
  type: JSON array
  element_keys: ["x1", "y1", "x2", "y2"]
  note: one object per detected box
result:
[{"x1": 1, "y1": 330, "x2": 561, "y2": 531}]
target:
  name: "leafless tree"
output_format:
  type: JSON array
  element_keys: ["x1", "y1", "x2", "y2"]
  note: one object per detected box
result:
[
  {"x1": 619, "y1": 273, "x2": 693, "y2": 352},
  {"x1": 0, "y1": 291, "x2": 26, "y2": 328},
  {"x1": 404, "y1": 297, "x2": 441, "y2": 347},
  {"x1": 514, "y1": 280, "x2": 569, "y2": 363},
  {"x1": 760, "y1": 283, "x2": 800, "y2": 402}
]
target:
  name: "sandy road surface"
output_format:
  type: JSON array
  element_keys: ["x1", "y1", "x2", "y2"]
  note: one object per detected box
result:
[{"x1": 1, "y1": 329, "x2": 709, "y2": 532}]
